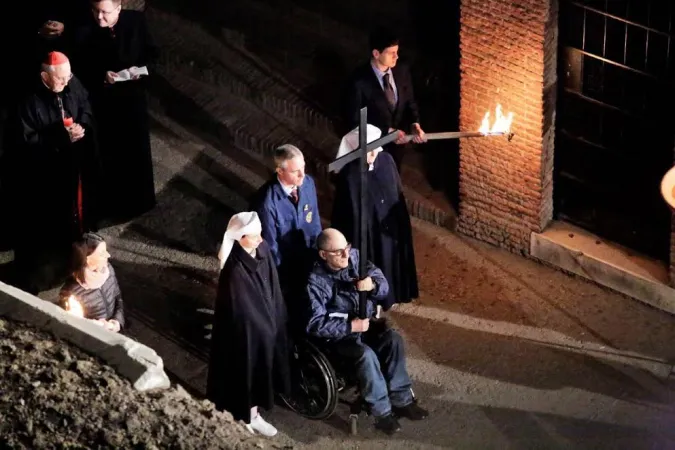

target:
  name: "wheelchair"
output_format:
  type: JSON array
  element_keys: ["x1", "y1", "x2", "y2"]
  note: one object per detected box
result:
[{"x1": 279, "y1": 335, "x2": 416, "y2": 435}]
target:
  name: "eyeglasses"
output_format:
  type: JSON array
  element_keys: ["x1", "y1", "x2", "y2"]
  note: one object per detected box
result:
[{"x1": 320, "y1": 243, "x2": 351, "y2": 256}]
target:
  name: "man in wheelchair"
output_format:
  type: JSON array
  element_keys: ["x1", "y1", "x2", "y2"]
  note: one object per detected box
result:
[{"x1": 306, "y1": 228, "x2": 428, "y2": 435}]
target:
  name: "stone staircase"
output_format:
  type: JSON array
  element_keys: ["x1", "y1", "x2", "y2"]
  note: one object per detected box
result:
[{"x1": 146, "y1": 7, "x2": 455, "y2": 229}]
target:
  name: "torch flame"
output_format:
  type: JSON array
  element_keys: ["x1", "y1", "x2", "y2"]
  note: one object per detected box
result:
[
  {"x1": 479, "y1": 104, "x2": 514, "y2": 134},
  {"x1": 65, "y1": 295, "x2": 84, "y2": 318}
]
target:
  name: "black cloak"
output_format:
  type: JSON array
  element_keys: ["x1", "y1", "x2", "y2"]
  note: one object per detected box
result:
[
  {"x1": 331, "y1": 151, "x2": 419, "y2": 310},
  {"x1": 71, "y1": 10, "x2": 158, "y2": 222},
  {"x1": 206, "y1": 240, "x2": 291, "y2": 423},
  {"x1": 4, "y1": 77, "x2": 102, "y2": 292}
]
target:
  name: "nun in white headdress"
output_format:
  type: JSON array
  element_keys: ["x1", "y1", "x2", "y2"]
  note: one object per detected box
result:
[
  {"x1": 330, "y1": 125, "x2": 419, "y2": 311},
  {"x1": 207, "y1": 212, "x2": 290, "y2": 437}
]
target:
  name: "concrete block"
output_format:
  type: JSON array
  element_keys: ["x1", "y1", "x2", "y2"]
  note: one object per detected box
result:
[
  {"x1": 530, "y1": 221, "x2": 675, "y2": 315},
  {"x1": 0, "y1": 281, "x2": 170, "y2": 391}
]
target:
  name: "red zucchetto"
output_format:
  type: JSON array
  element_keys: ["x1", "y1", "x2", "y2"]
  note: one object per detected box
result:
[{"x1": 44, "y1": 51, "x2": 69, "y2": 66}]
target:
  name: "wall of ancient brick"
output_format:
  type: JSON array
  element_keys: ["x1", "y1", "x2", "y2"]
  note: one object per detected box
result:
[{"x1": 457, "y1": 0, "x2": 558, "y2": 254}]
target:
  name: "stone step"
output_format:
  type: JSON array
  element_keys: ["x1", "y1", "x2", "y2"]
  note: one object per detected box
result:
[
  {"x1": 146, "y1": 9, "x2": 454, "y2": 229},
  {"x1": 148, "y1": 87, "x2": 337, "y2": 230},
  {"x1": 149, "y1": 69, "x2": 336, "y2": 215},
  {"x1": 147, "y1": 8, "x2": 336, "y2": 135},
  {"x1": 157, "y1": 51, "x2": 341, "y2": 160},
  {"x1": 152, "y1": 67, "x2": 330, "y2": 173},
  {"x1": 147, "y1": 108, "x2": 269, "y2": 202},
  {"x1": 218, "y1": 0, "x2": 367, "y2": 66},
  {"x1": 210, "y1": 0, "x2": 421, "y2": 98},
  {"x1": 152, "y1": 67, "x2": 453, "y2": 229},
  {"x1": 221, "y1": 3, "x2": 361, "y2": 95}
]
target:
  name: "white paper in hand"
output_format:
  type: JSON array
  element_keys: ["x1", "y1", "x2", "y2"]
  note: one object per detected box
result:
[{"x1": 111, "y1": 66, "x2": 149, "y2": 82}]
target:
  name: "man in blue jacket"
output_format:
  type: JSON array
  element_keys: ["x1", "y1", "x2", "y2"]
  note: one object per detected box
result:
[
  {"x1": 252, "y1": 144, "x2": 322, "y2": 327},
  {"x1": 306, "y1": 228, "x2": 428, "y2": 435}
]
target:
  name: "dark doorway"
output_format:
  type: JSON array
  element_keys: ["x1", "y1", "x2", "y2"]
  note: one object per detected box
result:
[{"x1": 555, "y1": 0, "x2": 675, "y2": 261}]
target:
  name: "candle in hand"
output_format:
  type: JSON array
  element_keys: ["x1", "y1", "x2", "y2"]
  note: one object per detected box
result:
[{"x1": 65, "y1": 295, "x2": 84, "y2": 318}]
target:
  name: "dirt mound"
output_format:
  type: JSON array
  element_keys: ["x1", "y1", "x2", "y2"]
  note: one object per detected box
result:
[{"x1": 0, "y1": 317, "x2": 288, "y2": 449}]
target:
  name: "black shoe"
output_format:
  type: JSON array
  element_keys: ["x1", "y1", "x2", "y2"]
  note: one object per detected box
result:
[
  {"x1": 393, "y1": 401, "x2": 429, "y2": 421},
  {"x1": 374, "y1": 414, "x2": 401, "y2": 435}
]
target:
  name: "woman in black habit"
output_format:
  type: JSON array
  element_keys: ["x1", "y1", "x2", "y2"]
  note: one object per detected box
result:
[
  {"x1": 331, "y1": 125, "x2": 419, "y2": 311},
  {"x1": 207, "y1": 212, "x2": 290, "y2": 437},
  {"x1": 71, "y1": 0, "x2": 158, "y2": 223}
]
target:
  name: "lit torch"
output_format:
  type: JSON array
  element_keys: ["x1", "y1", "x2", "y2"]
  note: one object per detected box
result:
[
  {"x1": 398, "y1": 104, "x2": 515, "y2": 142},
  {"x1": 328, "y1": 104, "x2": 516, "y2": 172},
  {"x1": 65, "y1": 295, "x2": 84, "y2": 318},
  {"x1": 479, "y1": 104, "x2": 514, "y2": 137}
]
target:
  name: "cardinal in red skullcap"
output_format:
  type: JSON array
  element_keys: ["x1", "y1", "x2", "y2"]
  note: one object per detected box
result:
[
  {"x1": 1, "y1": 50, "x2": 103, "y2": 294},
  {"x1": 41, "y1": 52, "x2": 72, "y2": 93}
]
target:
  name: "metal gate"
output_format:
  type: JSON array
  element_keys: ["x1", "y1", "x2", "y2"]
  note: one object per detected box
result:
[{"x1": 555, "y1": 0, "x2": 675, "y2": 261}]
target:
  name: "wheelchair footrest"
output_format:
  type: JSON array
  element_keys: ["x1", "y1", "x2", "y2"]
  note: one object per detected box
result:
[{"x1": 349, "y1": 414, "x2": 358, "y2": 435}]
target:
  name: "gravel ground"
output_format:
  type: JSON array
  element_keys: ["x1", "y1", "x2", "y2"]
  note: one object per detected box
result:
[{"x1": 0, "y1": 317, "x2": 287, "y2": 450}]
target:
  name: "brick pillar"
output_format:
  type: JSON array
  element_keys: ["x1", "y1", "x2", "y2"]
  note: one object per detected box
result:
[{"x1": 458, "y1": 0, "x2": 558, "y2": 254}]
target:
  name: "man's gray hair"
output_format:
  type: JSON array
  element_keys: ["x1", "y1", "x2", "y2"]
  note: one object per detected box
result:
[{"x1": 274, "y1": 144, "x2": 303, "y2": 169}]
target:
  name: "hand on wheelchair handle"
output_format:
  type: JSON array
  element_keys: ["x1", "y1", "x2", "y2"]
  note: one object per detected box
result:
[{"x1": 351, "y1": 318, "x2": 370, "y2": 333}]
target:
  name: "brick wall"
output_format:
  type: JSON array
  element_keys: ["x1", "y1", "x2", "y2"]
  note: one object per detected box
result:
[{"x1": 458, "y1": 0, "x2": 558, "y2": 254}]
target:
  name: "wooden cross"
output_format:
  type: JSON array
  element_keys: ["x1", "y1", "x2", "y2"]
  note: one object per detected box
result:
[{"x1": 330, "y1": 107, "x2": 400, "y2": 318}]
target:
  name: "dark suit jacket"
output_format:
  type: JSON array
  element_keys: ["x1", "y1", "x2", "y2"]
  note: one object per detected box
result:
[{"x1": 344, "y1": 61, "x2": 420, "y2": 136}]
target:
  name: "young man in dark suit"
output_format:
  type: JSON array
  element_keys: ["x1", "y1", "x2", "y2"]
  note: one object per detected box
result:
[{"x1": 344, "y1": 28, "x2": 426, "y2": 171}]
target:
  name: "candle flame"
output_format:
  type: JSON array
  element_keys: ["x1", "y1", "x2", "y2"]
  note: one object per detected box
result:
[
  {"x1": 65, "y1": 295, "x2": 84, "y2": 318},
  {"x1": 479, "y1": 104, "x2": 514, "y2": 134}
]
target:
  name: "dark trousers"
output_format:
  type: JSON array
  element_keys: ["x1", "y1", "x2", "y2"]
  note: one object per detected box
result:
[{"x1": 328, "y1": 324, "x2": 413, "y2": 417}]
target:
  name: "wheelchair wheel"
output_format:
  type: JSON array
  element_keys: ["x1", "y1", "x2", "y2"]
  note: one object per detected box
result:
[{"x1": 280, "y1": 339, "x2": 339, "y2": 420}]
